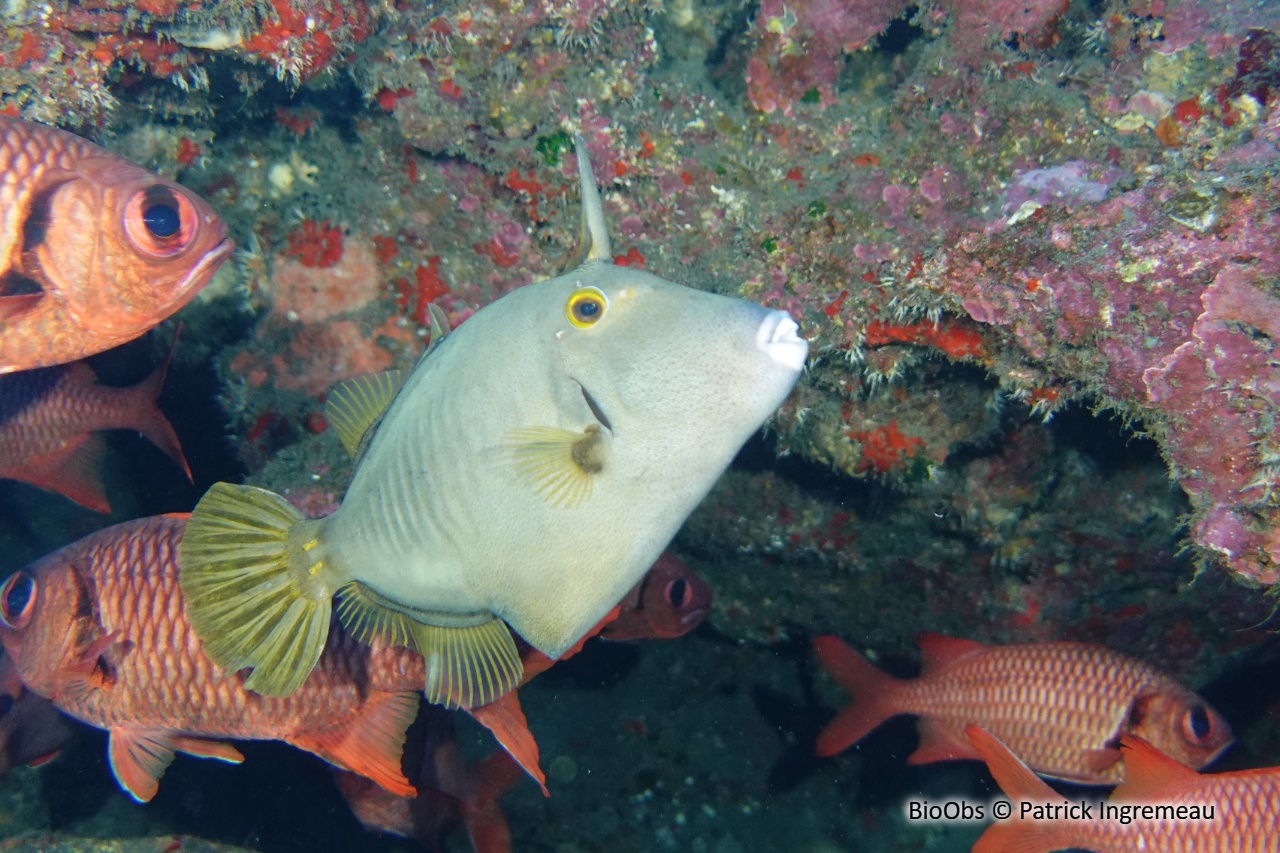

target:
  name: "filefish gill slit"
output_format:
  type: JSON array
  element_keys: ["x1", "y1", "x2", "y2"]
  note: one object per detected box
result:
[{"x1": 0, "y1": 572, "x2": 36, "y2": 630}]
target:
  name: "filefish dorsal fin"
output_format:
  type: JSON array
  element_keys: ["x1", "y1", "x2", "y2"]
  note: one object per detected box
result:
[
  {"x1": 326, "y1": 370, "x2": 407, "y2": 459},
  {"x1": 563, "y1": 133, "x2": 613, "y2": 271}
]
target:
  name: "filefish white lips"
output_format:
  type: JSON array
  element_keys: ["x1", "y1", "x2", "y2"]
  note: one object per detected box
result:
[{"x1": 756, "y1": 312, "x2": 808, "y2": 372}]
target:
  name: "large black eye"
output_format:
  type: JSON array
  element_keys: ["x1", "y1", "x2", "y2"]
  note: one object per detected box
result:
[
  {"x1": 566, "y1": 287, "x2": 608, "y2": 327},
  {"x1": 123, "y1": 185, "x2": 198, "y2": 258},
  {"x1": 664, "y1": 578, "x2": 689, "y2": 608},
  {"x1": 1182, "y1": 705, "x2": 1212, "y2": 743},
  {"x1": 0, "y1": 572, "x2": 36, "y2": 630},
  {"x1": 143, "y1": 201, "x2": 181, "y2": 238}
]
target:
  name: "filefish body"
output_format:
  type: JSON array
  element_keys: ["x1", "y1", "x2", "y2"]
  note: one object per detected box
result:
[
  {"x1": 0, "y1": 116, "x2": 233, "y2": 374},
  {"x1": 970, "y1": 726, "x2": 1280, "y2": 853},
  {"x1": 0, "y1": 356, "x2": 189, "y2": 512},
  {"x1": 814, "y1": 633, "x2": 1232, "y2": 784},
  {"x1": 179, "y1": 139, "x2": 808, "y2": 709},
  {"x1": 0, "y1": 515, "x2": 423, "y2": 803}
]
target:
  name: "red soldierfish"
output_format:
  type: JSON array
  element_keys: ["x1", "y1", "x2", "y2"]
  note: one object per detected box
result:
[
  {"x1": 0, "y1": 116, "x2": 232, "y2": 374},
  {"x1": 599, "y1": 552, "x2": 711, "y2": 641},
  {"x1": 813, "y1": 633, "x2": 1232, "y2": 784},
  {"x1": 336, "y1": 703, "x2": 525, "y2": 853},
  {"x1": 0, "y1": 353, "x2": 190, "y2": 512},
  {"x1": 968, "y1": 725, "x2": 1280, "y2": 853},
  {"x1": 0, "y1": 514, "x2": 429, "y2": 803},
  {"x1": 346, "y1": 552, "x2": 715, "y2": 846}
]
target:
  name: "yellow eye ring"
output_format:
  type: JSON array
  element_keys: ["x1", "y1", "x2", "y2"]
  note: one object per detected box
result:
[{"x1": 566, "y1": 287, "x2": 608, "y2": 328}]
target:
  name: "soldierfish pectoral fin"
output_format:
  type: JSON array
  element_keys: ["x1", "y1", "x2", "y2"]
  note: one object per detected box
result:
[
  {"x1": 288, "y1": 691, "x2": 419, "y2": 798},
  {"x1": 178, "y1": 482, "x2": 333, "y2": 697},
  {"x1": 563, "y1": 133, "x2": 612, "y2": 271},
  {"x1": 0, "y1": 293, "x2": 42, "y2": 322},
  {"x1": 336, "y1": 583, "x2": 523, "y2": 711},
  {"x1": 325, "y1": 370, "x2": 406, "y2": 459},
  {"x1": 506, "y1": 425, "x2": 604, "y2": 508},
  {"x1": 108, "y1": 729, "x2": 244, "y2": 803}
]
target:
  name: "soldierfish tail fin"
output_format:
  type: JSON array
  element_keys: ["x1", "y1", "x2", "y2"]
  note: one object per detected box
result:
[
  {"x1": 290, "y1": 691, "x2": 419, "y2": 798},
  {"x1": 463, "y1": 751, "x2": 522, "y2": 853},
  {"x1": 966, "y1": 726, "x2": 1062, "y2": 853},
  {"x1": 812, "y1": 635, "x2": 906, "y2": 757},
  {"x1": 121, "y1": 337, "x2": 191, "y2": 481},
  {"x1": 178, "y1": 482, "x2": 333, "y2": 696}
]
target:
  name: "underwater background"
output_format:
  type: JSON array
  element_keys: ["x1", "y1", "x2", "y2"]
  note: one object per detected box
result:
[{"x1": 3, "y1": 0, "x2": 1280, "y2": 850}]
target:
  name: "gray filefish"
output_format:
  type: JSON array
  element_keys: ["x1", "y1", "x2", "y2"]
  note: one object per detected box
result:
[{"x1": 178, "y1": 137, "x2": 808, "y2": 708}]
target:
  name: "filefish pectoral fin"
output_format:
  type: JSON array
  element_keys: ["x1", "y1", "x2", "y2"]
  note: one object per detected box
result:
[
  {"x1": 506, "y1": 424, "x2": 605, "y2": 508},
  {"x1": 325, "y1": 370, "x2": 406, "y2": 459},
  {"x1": 336, "y1": 583, "x2": 523, "y2": 711},
  {"x1": 178, "y1": 482, "x2": 333, "y2": 697}
]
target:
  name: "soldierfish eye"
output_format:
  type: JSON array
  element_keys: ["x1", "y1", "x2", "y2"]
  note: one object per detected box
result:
[
  {"x1": 664, "y1": 578, "x2": 689, "y2": 608},
  {"x1": 123, "y1": 185, "x2": 199, "y2": 258},
  {"x1": 0, "y1": 572, "x2": 36, "y2": 630},
  {"x1": 1181, "y1": 704, "x2": 1213, "y2": 744},
  {"x1": 566, "y1": 287, "x2": 608, "y2": 328}
]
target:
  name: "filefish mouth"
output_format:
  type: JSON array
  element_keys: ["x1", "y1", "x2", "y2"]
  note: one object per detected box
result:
[{"x1": 756, "y1": 311, "x2": 808, "y2": 373}]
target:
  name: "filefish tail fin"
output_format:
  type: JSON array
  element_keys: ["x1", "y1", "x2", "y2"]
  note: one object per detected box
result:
[
  {"x1": 336, "y1": 583, "x2": 523, "y2": 711},
  {"x1": 812, "y1": 635, "x2": 904, "y2": 757},
  {"x1": 966, "y1": 726, "x2": 1062, "y2": 853},
  {"x1": 178, "y1": 482, "x2": 333, "y2": 697},
  {"x1": 290, "y1": 691, "x2": 419, "y2": 798},
  {"x1": 122, "y1": 337, "x2": 191, "y2": 481}
]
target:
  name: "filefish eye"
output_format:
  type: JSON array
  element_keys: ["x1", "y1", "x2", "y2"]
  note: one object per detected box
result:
[
  {"x1": 664, "y1": 578, "x2": 689, "y2": 608},
  {"x1": 0, "y1": 572, "x2": 36, "y2": 630},
  {"x1": 566, "y1": 287, "x2": 608, "y2": 328},
  {"x1": 1181, "y1": 704, "x2": 1213, "y2": 743},
  {"x1": 123, "y1": 185, "x2": 199, "y2": 258}
]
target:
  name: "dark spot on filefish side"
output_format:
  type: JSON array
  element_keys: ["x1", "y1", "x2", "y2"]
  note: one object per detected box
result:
[{"x1": 571, "y1": 424, "x2": 604, "y2": 474}]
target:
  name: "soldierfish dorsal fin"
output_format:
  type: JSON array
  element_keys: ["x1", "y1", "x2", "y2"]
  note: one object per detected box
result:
[
  {"x1": 1113, "y1": 735, "x2": 1201, "y2": 802},
  {"x1": 966, "y1": 726, "x2": 1065, "y2": 853},
  {"x1": 916, "y1": 632, "x2": 987, "y2": 679},
  {"x1": 326, "y1": 370, "x2": 407, "y2": 459},
  {"x1": 563, "y1": 133, "x2": 613, "y2": 271}
]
